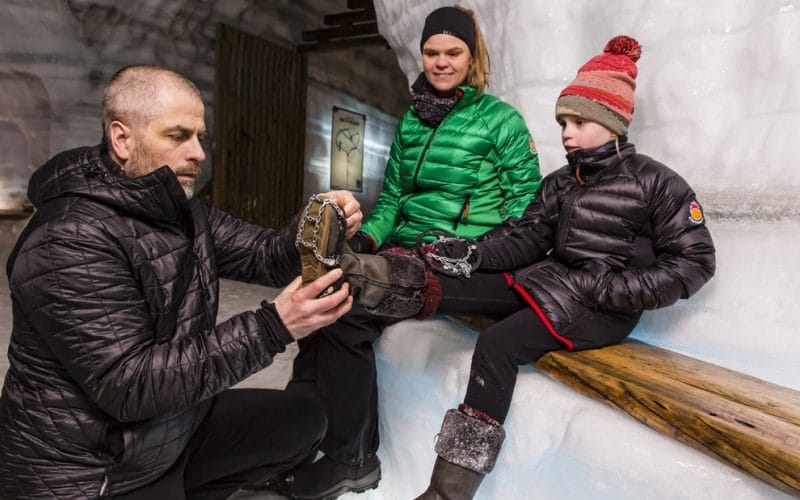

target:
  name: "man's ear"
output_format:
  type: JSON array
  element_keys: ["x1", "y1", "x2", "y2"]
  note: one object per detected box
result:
[{"x1": 108, "y1": 120, "x2": 134, "y2": 163}]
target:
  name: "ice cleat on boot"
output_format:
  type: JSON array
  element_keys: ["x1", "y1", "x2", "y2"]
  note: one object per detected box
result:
[{"x1": 295, "y1": 194, "x2": 347, "y2": 286}]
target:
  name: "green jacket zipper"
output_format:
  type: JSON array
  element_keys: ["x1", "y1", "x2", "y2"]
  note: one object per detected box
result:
[
  {"x1": 411, "y1": 127, "x2": 438, "y2": 189},
  {"x1": 396, "y1": 127, "x2": 438, "y2": 238}
]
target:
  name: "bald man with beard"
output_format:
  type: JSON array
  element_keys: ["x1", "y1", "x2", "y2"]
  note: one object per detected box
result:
[{"x1": 0, "y1": 64, "x2": 362, "y2": 499}]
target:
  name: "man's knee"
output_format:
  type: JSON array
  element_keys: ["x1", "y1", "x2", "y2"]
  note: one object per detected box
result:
[{"x1": 284, "y1": 391, "x2": 328, "y2": 452}]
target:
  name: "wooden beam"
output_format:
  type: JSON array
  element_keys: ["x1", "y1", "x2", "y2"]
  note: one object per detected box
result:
[
  {"x1": 302, "y1": 21, "x2": 378, "y2": 42},
  {"x1": 0, "y1": 209, "x2": 33, "y2": 219},
  {"x1": 534, "y1": 340, "x2": 800, "y2": 496},
  {"x1": 323, "y1": 9, "x2": 375, "y2": 26},
  {"x1": 297, "y1": 34, "x2": 389, "y2": 53},
  {"x1": 347, "y1": 0, "x2": 373, "y2": 9}
]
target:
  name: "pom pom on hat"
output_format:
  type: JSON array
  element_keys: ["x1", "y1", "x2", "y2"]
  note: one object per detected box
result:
[
  {"x1": 604, "y1": 35, "x2": 641, "y2": 62},
  {"x1": 555, "y1": 35, "x2": 642, "y2": 136}
]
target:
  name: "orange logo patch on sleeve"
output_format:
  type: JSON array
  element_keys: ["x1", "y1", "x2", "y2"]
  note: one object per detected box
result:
[
  {"x1": 529, "y1": 136, "x2": 537, "y2": 154},
  {"x1": 688, "y1": 200, "x2": 704, "y2": 224}
]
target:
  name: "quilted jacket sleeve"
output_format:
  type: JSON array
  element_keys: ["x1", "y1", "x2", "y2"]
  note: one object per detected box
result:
[
  {"x1": 11, "y1": 221, "x2": 293, "y2": 423},
  {"x1": 207, "y1": 203, "x2": 301, "y2": 287},
  {"x1": 477, "y1": 175, "x2": 558, "y2": 270},
  {"x1": 490, "y1": 105, "x2": 542, "y2": 218},
  {"x1": 598, "y1": 167, "x2": 716, "y2": 311}
]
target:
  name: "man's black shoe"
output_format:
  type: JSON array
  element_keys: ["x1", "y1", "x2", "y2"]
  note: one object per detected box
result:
[
  {"x1": 285, "y1": 454, "x2": 381, "y2": 500},
  {"x1": 241, "y1": 450, "x2": 319, "y2": 496}
]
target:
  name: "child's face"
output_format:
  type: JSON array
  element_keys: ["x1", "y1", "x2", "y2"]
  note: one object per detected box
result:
[{"x1": 559, "y1": 115, "x2": 615, "y2": 154}]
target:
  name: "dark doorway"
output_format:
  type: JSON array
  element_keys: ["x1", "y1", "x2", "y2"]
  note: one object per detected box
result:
[{"x1": 213, "y1": 24, "x2": 307, "y2": 228}]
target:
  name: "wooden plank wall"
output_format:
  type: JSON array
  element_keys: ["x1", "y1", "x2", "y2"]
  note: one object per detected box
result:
[{"x1": 213, "y1": 24, "x2": 307, "y2": 228}]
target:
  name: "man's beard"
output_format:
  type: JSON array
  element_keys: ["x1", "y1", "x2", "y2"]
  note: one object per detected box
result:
[{"x1": 126, "y1": 143, "x2": 197, "y2": 199}]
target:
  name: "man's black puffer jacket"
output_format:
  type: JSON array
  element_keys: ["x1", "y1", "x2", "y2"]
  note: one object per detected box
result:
[
  {"x1": 478, "y1": 140, "x2": 716, "y2": 350},
  {"x1": 0, "y1": 145, "x2": 300, "y2": 498}
]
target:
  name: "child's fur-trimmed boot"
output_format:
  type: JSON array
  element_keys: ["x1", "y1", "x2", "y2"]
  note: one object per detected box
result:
[{"x1": 415, "y1": 406, "x2": 505, "y2": 500}]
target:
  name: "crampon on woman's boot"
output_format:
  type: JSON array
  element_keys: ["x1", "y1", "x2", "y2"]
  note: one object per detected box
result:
[{"x1": 295, "y1": 194, "x2": 347, "y2": 286}]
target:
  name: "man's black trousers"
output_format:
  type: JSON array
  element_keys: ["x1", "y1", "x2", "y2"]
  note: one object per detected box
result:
[{"x1": 116, "y1": 388, "x2": 325, "y2": 499}]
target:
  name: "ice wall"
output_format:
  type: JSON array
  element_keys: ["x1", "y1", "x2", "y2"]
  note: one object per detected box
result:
[
  {"x1": 371, "y1": 0, "x2": 800, "y2": 389},
  {"x1": 362, "y1": 1, "x2": 800, "y2": 498},
  {"x1": 0, "y1": 0, "x2": 410, "y2": 212},
  {"x1": 375, "y1": 0, "x2": 800, "y2": 218},
  {"x1": 376, "y1": 0, "x2": 800, "y2": 402}
]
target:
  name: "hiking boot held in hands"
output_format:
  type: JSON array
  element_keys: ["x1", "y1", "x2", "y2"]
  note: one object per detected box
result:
[
  {"x1": 339, "y1": 245, "x2": 428, "y2": 318},
  {"x1": 295, "y1": 195, "x2": 436, "y2": 318},
  {"x1": 295, "y1": 194, "x2": 347, "y2": 286}
]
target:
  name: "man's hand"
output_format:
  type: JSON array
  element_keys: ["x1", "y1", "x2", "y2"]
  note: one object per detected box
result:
[
  {"x1": 272, "y1": 268, "x2": 353, "y2": 340},
  {"x1": 321, "y1": 190, "x2": 362, "y2": 238}
]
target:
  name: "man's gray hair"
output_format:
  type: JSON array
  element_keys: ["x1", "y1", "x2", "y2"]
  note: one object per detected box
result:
[{"x1": 101, "y1": 65, "x2": 201, "y2": 138}]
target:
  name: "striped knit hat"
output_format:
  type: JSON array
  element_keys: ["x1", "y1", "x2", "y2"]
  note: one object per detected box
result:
[{"x1": 555, "y1": 35, "x2": 642, "y2": 136}]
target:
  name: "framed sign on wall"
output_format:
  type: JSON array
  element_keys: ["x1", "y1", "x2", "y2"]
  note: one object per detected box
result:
[{"x1": 330, "y1": 106, "x2": 365, "y2": 192}]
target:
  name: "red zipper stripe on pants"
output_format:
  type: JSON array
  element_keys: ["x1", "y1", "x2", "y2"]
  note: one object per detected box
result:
[{"x1": 503, "y1": 272, "x2": 574, "y2": 351}]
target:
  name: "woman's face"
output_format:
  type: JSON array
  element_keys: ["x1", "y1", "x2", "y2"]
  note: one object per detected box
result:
[
  {"x1": 422, "y1": 34, "x2": 472, "y2": 95},
  {"x1": 559, "y1": 115, "x2": 615, "y2": 153}
]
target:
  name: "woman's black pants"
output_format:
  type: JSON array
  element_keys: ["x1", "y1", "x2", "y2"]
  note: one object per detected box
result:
[{"x1": 287, "y1": 271, "x2": 559, "y2": 465}]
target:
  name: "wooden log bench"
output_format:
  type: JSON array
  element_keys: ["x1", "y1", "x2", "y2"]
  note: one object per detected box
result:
[{"x1": 454, "y1": 316, "x2": 800, "y2": 496}]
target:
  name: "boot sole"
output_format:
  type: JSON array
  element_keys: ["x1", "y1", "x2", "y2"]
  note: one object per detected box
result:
[
  {"x1": 292, "y1": 465, "x2": 381, "y2": 500},
  {"x1": 297, "y1": 197, "x2": 343, "y2": 285}
]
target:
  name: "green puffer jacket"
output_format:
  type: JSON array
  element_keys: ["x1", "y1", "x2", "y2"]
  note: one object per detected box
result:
[{"x1": 361, "y1": 86, "x2": 541, "y2": 248}]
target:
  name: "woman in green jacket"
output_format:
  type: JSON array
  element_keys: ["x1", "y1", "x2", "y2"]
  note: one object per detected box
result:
[
  {"x1": 270, "y1": 7, "x2": 542, "y2": 499},
  {"x1": 351, "y1": 10, "x2": 540, "y2": 250}
]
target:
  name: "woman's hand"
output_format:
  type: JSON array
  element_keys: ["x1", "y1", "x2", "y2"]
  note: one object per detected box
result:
[{"x1": 321, "y1": 190, "x2": 362, "y2": 238}]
